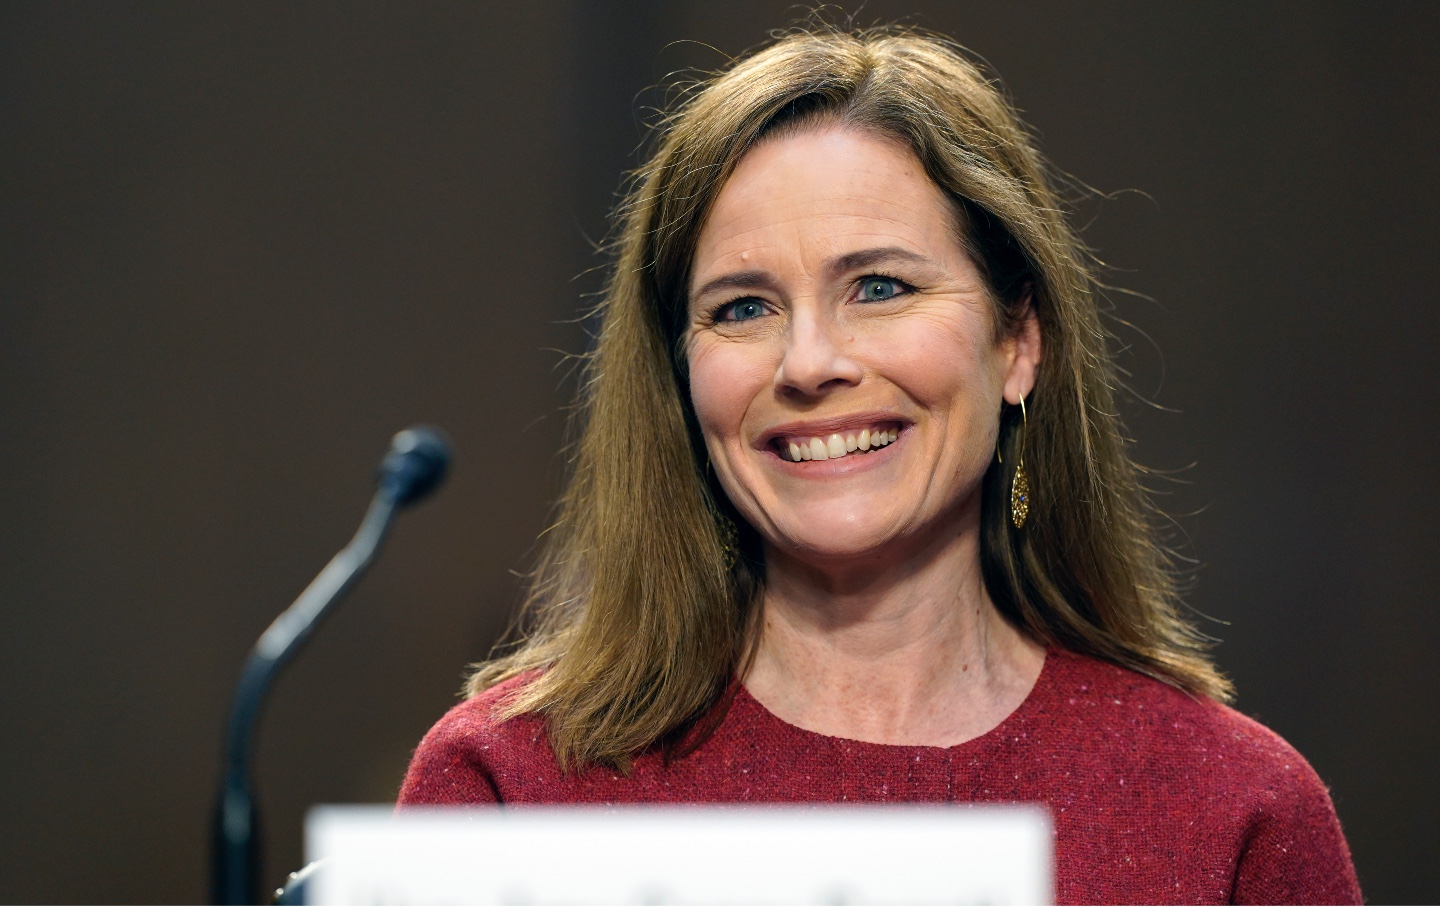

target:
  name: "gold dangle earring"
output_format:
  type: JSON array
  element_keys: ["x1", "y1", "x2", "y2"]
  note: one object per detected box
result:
[{"x1": 1010, "y1": 396, "x2": 1031, "y2": 529}]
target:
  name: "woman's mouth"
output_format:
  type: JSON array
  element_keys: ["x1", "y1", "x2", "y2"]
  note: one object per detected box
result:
[{"x1": 772, "y1": 423, "x2": 901, "y2": 462}]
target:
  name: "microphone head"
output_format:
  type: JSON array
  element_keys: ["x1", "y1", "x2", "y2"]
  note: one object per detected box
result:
[{"x1": 378, "y1": 425, "x2": 452, "y2": 506}]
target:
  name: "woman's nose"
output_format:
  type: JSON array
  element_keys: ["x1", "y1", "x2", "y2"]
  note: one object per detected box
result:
[{"x1": 775, "y1": 309, "x2": 863, "y2": 397}]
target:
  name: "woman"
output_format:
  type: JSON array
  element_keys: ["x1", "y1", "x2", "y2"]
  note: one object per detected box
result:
[{"x1": 401, "y1": 27, "x2": 1360, "y2": 904}]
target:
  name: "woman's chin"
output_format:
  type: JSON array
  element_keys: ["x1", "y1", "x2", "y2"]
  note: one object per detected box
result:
[{"x1": 765, "y1": 521, "x2": 916, "y2": 567}]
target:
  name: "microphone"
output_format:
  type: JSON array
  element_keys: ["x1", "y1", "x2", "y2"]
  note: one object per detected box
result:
[
  {"x1": 211, "y1": 427, "x2": 452, "y2": 905},
  {"x1": 379, "y1": 426, "x2": 451, "y2": 506}
]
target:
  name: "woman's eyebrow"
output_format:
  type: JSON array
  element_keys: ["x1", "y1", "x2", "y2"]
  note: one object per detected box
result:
[
  {"x1": 827, "y1": 246, "x2": 932, "y2": 276},
  {"x1": 691, "y1": 269, "x2": 778, "y2": 303},
  {"x1": 691, "y1": 248, "x2": 935, "y2": 305}
]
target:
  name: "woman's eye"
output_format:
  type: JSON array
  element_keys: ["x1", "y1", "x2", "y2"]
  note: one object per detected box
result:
[
  {"x1": 858, "y1": 277, "x2": 904, "y2": 302},
  {"x1": 719, "y1": 298, "x2": 767, "y2": 322}
]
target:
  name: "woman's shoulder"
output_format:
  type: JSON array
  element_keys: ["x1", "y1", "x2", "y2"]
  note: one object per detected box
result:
[
  {"x1": 1038, "y1": 648, "x2": 1359, "y2": 901},
  {"x1": 1041, "y1": 648, "x2": 1309, "y2": 772},
  {"x1": 397, "y1": 671, "x2": 559, "y2": 806},
  {"x1": 1039, "y1": 648, "x2": 1320, "y2": 782}
]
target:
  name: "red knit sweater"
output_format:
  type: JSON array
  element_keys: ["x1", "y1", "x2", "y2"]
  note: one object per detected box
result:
[{"x1": 399, "y1": 649, "x2": 1360, "y2": 904}]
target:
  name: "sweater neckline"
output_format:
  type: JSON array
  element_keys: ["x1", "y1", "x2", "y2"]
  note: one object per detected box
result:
[{"x1": 730, "y1": 647, "x2": 1056, "y2": 754}]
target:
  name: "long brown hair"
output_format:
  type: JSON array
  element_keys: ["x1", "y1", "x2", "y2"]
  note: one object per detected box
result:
[{"x1": 469, "y1": 25, "x2": 1231, "y2": 770}]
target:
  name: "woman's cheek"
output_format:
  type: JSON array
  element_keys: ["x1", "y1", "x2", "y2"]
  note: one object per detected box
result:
[
  {"x1": 874, "y1": 311, "x2": 999, "y2": 402},
  {"x1": 687, "y1": 339, "x2": 764, "y2": 450}
]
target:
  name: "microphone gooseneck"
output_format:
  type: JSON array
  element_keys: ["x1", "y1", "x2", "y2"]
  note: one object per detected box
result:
[{"x1": 211, "y1": 427, "x2": 452, "y2": 905}]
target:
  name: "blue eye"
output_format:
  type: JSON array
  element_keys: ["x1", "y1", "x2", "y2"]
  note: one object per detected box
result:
[
  {"x1": 720, "y1": 298, "x2": 767, "y2": 322},
  {"x1": 859, "y1": 277, "x2": 903, "y2": 302}
]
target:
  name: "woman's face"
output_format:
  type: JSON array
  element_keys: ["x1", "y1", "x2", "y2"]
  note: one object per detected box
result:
[{"x1": 686, "y1": 126, "x2": 1040, "y2": 567}]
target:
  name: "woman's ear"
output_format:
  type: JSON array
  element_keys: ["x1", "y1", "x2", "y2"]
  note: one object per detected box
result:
[{"x1": 1002, "y1": 295, "x2": 1042, "y2": 405}]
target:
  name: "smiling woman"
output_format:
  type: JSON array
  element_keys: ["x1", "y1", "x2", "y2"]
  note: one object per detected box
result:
[
  {"x1": 684, "y1": 126, "x2": 1046, "y2": 745},
  {"x1": 399, "y1": 25, "x2": 1360, "y2": 904}
]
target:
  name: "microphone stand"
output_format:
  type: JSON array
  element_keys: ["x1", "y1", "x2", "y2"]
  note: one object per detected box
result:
[{"x1": 210, "y1": 428, "x2": 449, "y2": 904}]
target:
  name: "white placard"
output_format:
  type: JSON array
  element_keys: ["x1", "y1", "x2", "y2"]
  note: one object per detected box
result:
[{"x1": 306, "y1": 803, "x2": 1052, "y2": 905}]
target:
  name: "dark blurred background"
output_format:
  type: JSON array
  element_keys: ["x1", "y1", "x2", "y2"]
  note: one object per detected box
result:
[{"x1": 2, "y1": 2, "x2": 1436, "y2": 902}]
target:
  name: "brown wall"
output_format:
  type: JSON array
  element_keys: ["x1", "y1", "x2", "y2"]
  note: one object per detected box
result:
[{"x1": 2, "y1": 2, "x2": 1436, "y2": 902}]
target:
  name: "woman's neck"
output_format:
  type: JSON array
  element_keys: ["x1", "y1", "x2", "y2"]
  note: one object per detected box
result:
[{"x1": 743, "y1": 525, "x2": 1045, "y2": 747}]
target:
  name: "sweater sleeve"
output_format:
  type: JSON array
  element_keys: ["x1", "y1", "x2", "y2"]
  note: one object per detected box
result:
[
  {"x1": 396, "y1": 699, "x2": 503, "y2": 806},
  {"x1": 1231, "y1": 754, "x2": 1361, "y2": 905}
]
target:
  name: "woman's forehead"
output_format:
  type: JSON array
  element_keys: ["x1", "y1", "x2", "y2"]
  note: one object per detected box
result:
[{"x1": 691, "y1": 126, "x2": 961, "y2": 288}]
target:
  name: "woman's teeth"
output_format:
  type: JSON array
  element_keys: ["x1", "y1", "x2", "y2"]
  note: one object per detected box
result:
[{"x1": 783, "y1": 428, "x2": 899, "y2": 462}]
